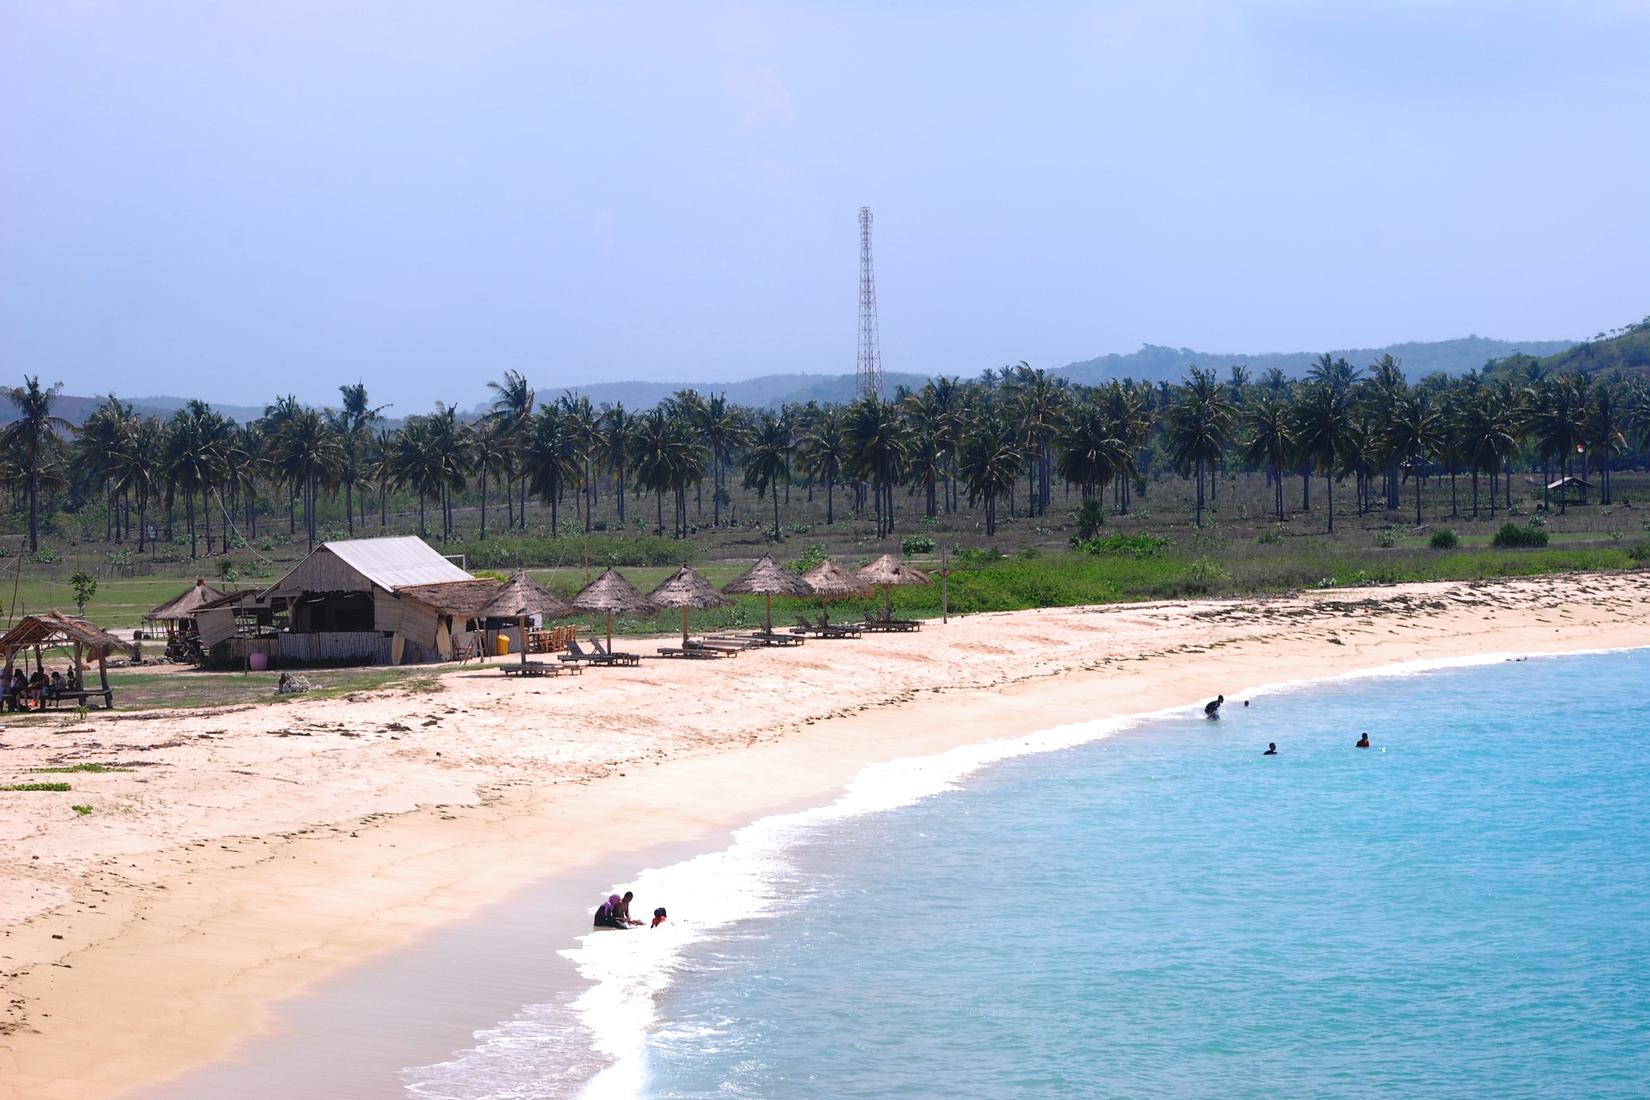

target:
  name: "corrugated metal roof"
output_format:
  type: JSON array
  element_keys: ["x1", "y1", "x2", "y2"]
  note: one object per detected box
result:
[{"x1": 318, "y1": 537, "x2": 472, "y2": 590}]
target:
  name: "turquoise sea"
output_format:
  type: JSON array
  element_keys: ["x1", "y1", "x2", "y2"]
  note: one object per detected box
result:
[{"x1": 408, "y1": 649, "x2": 1650, "y2": 1099}]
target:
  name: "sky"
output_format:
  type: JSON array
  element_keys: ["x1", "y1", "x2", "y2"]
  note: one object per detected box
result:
[{"x1": 3, "y1": 1, "x2": 1649, "y2": 411}]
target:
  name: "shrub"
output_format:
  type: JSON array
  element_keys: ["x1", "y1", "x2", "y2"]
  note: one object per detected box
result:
[
  {"x1": 1070, "y1": 499, "x2": 1107, "y2": 542},
  {"x1": 1074, "y1": 533, "x2": 1170, "y2": 559},
  {"x1": 1429, "y1": 529, "x2": 1459, "y2": 550},
  {"x1": 1373, "y1": 527, "x2": 1398, "y2": 549},
  {"x1": 1255, "y1": 529, "x2": 1284, "y2": 546},
  {"x1": 1627, "y1": 540, "x2": 1650, "y2": 564},
  {"x1": 789, "y1": 543, "x2": 828, "y2": 573},
  {"x1": 1184, "y1": 558, "x2": 1229, "y2": 594},
  {"x1": 1493, "y1": 523, "x2": 1549, "y2": 548},
  {"x1": 900, "y1": 534, "x2": 936, "y2": 556},
  {"x1": 28, "y1": 548, "x2": 59, "y2": 564},
  {"x1": 953, "y1": 546, "x2": 1005, "y2": 567}
]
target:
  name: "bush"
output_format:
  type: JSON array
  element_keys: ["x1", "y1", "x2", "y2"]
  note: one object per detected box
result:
[
  {"x1": 1074, "y1": 533, "x2": 1170, "y2": 559},
  {"x1": 789, "y1": 544, "x2": 828, "y2": 574},
  {"x1": 1373, "y1": 527, "x2": 1398, "y2": 549},
  {"x1": 1429, "y1": 529, "x2": 1459, "y2": 550},
  {"x1": 1255, "y1": 529, "x2": 1284, "y2": 546},
  {"x1": 1072, "y1": 498, "x2": 1106, "y2": 542},
  {"x1": 1492, "y1": 523, "x2": 1549, "y2": 548},
  {"x1": 1183, "y1": 558, "x2": 1229, "y2": 594},
  {"x1": 900, "y1": 534, "x2": 936, "y2": 556},
  {"x1": 1627, "y1": 540, "x2": 1650, "y2": 564},
  {"x1": 28, "y1": 548, "x2": 59, "y2": 564},
  {"x1": 953, "y1": 546, "x2": 1005, "y2": 567}
]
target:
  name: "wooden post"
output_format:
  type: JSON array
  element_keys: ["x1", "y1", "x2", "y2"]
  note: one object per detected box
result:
[
  {"x1": 940, "y1": 549, "x2": 950, "y2": 624},
  {"x1": 519, "y1": 614, "x2": 527, "y2": 667}
]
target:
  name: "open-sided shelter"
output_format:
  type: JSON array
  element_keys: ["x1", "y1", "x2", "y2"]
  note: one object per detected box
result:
[{"x1": 0, "y1": 611, "x2": 133, "y2": 708}]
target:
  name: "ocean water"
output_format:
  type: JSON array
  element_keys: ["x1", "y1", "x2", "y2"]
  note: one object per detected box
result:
[{"x1": 406, "y1": 649, "x2": 1650, "y2": 1099}]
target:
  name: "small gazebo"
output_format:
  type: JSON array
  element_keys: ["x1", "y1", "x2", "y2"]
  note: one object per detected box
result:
[
  {"x1": 0, "y1": 611, "x2": 134, "y2": 709},
  {"x1": 145, "y1": 579, "x2": 227, "y2": 637},
  {"x1": 723, "y1": 555, "x2": 812, "y2": 634},
  {"x1": 649, "y1": 565, "x2": 732, "y2": 648},
  {"x1": 570, "y1": 568, "x2": 657, "y2": 654},
  {"x1": 799, "y1": 559, "x2": 872, "y2": 626},
  {"x1": 857, "y1": 554, "x2": 932, "y2": 623}
]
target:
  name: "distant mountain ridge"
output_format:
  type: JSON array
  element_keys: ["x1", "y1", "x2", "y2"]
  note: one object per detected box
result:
[{"x1": 1055, "y1": 336, "x2": 1574, "y2": 388}]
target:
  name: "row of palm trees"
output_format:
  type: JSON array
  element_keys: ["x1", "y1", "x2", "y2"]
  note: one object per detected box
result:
[{"x1": 5, "y1": 354, "x2": 1650, "y2": 558}]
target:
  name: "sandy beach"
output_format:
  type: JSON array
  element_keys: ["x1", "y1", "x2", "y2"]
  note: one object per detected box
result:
[{"x1": 3, "y1": 572, "x2": 1648, "y2": 1099}]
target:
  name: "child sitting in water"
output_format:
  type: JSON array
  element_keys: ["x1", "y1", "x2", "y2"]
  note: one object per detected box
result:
[{"x1": 651, "y1": 907, "x2": 667, "y2": 928}]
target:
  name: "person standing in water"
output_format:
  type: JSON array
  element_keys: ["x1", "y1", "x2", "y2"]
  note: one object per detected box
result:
[
  {"x1": 1204, "y1": 694, "x2": 1225, "y2": 718},
  {"x1": 1263, "y1": 743, "x2": 1277, "y2": 755},
  {"x1": 651, "y1": 907, "x2": 668, "y2": 928},
  {"x1": 1355, "y1": 733, "x2": 1371, "y2": 749}
]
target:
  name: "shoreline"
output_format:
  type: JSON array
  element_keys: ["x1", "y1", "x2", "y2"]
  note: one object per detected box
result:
[{"x1": 3, "y1": 573, "x2": 1649, "y2": 1099}]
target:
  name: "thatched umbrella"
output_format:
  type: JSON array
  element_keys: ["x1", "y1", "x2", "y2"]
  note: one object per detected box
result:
[
  {"x1": 723, "y1": 555, "x2": 812, "y2": 633},
  {"x1": 799, "y1": 558, "x2": 872, "y2": 626},
  {"x1": 570, "y1": 568, "x2": 656, "y2": 653},
  {"x1": 480, "y1": 570, "x2": 571, "y2": 667},
  {"x1": 857, "y1": 554, "x2": 933, "y2": 622},
  {"x1": 649, "y1": 564, "x2": 732, "y2": 647}
]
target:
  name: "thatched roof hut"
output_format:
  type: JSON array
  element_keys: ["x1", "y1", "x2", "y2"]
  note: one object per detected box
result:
[
  {"x1": 0, "y1": 611, "x2": 134, "y2": 701},
  {"x1": 396, "y1": 579, "x2": 506, "y2": 623},
  {"x1": 649, "y1": 565, "x2": 731, "y2": 646},
  {"x1": 857, "y1": 554, "x2": 932, "y2": 622},
  {"x1": 146, "y1": 579, "x2": 228, "y2": 626},
  {"x1": 479, "y1": 570, "x2": 570, "y2": 620},
  {"x1": 799, "y1": 559, "x2": 872, "y2": 625},
  {"x1": 570, "y1": 568, "x2": 656, "y2": 651},
  {"x1": 724, "y1": 555, "x2": 811, "y2": 632}
]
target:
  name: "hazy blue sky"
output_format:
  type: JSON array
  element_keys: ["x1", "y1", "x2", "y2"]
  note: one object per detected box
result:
[{"x1": 4, "y1": 1, "x2": 1648, "y2": 410}]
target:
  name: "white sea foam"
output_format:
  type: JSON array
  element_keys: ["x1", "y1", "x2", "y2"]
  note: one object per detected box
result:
[{"x1": 404, "y1": 644, "x2": 1638, "y2": 1098}]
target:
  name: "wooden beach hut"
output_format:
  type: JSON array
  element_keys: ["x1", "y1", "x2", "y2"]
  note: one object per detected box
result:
[
  {"x1": 0, "y1": 611, "x2": 133, "y2": 709},
  {"x1": 723, "y1": 555, "x2": 812, "y2": 635}
]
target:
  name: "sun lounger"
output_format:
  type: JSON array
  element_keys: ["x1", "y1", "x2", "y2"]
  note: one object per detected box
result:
[
  {"x1": 588, "y1": 639, "x2": 642, "y2": 667},
  {"x1": 791, "y1": 615, "x2": 860, "y2": 638},
  {"x1": 502, "y1": 661, "x2": 582, "y2": 677},
  {"x1": 655, "y1": 645, "x2": 726, "y2": 659},
  {"x1": 726, "y1": 630, "x2": 805, "y2": 647}
]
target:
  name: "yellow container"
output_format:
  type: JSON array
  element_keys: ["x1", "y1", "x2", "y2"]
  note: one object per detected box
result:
[{"x1": 495, "y1": 634, "x2": 511, "y2": 657}]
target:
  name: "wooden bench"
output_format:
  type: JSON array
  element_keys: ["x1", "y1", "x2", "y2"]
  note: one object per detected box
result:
[{"x1": 44, "y1": 690, "x2": 116, "y2": 710}]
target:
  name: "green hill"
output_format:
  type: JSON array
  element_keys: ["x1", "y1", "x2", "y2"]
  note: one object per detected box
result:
[{"x1": 1484, "y1": 317, "x2": 1650, "y2": 383}]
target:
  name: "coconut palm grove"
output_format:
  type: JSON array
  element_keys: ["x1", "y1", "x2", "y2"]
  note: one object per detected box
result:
[{"x1": 4, "y1": 319, "x2": 1650, "y2": 616}]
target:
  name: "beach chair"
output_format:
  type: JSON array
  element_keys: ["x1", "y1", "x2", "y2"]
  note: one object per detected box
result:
[
  {"x1": 588, "y1": 638, "x2": 642, "y2": 667},
  {"x1": 559, "y1": 639, "x2": 599, "y2": 665}
]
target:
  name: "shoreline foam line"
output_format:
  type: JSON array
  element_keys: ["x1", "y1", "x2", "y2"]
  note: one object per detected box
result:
[{"x1": 408, "y1": 644, "x2": 1647, "y2": 1099}]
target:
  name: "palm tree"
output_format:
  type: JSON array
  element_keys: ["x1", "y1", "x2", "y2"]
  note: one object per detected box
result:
[
  {"x1": 844, "y1": 396, "x2": 908, "y2": 539},
  {"x1": 269, "y1": 404, "x2": 341, "y2": 550},
  {"x1": 1292, "y1": 381, "x2": 1355, "y2": 533},
  {"x1": 740, "y1": 412, "x2": 791, "y2": 539},
  {"x1": 1584, "y1": 382, "x2": 1628, "y2": 505},
  {"x1": 799, "y1": 406, "x2": 850, "y2": 525},
  {"x1": 1385, "y1": 388, "x2": 1443, "y2": 525},
  {"x1": 390, "y1": 418, "x2": 442, "y2": 536},
  {"x1": 1164, "y1": 367, "x2": 1236, "y2": 527},
  {"x1": 1529, "y1": 377, "x2": 1589, "y2": 514},
  {"x1": 1241, "y1": 390, "x2": 1294, "y2": 522},
  {"x1": 2, "y1": 377, "x2": 70, "y2": 552},
  {"x1": 334, "y1": 382, "x2": 387, "y2": 535},
  {"x1": 487, "y1": 370, "x2": 535, "y2": 530},
  {"x1": 1006, "y1": 365, "x2": 1067, "y2": 518},
  {"x1": 600, "y1": 403, "x2": 635, "y2": 525},
  {"x1": 559, "y1": 393, "x2": 602, "y2": 532},
  {"x1": 957, "y1": 409, "x2": 1022, "y2": 537},
  {"x1": 526, "y1": 403, "x2": 583, "y2": 535},
  {"x1": 697, "y1": 392, "x2": 746, "y2": 527},
  {"x1": 467, "y1": 417, "x2": 510, "y2": 539},
  {"x1": 1055, "y1": 400, "x2": 1129, "y2": 511}
]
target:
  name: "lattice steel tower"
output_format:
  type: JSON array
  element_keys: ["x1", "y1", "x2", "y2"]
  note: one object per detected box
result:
[{"x1": 856, "y1": 206, "x2": 883, "y2": 399}]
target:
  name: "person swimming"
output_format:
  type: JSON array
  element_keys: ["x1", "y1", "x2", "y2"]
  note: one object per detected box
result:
[
  {"x1": 1204, "y1": 694, "x2": 1225, "y2": 718},
  {"x1": 593, "y1": 893, "x2": 629, "y2": 930},
  {"x1": 1263, "y1": 742, "x2": 1277, "y2": 755},
  {"x1": 651, "y1": 906, "x2": 668, "y2": 928},
  {"x1": 1355, "y1": 732, "x2": 1371, "y2": 749}
]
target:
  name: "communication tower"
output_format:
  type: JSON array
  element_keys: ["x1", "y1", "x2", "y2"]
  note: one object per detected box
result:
[{"x1": 856, "y1": 206, "x2": 883, "y2": 399}]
